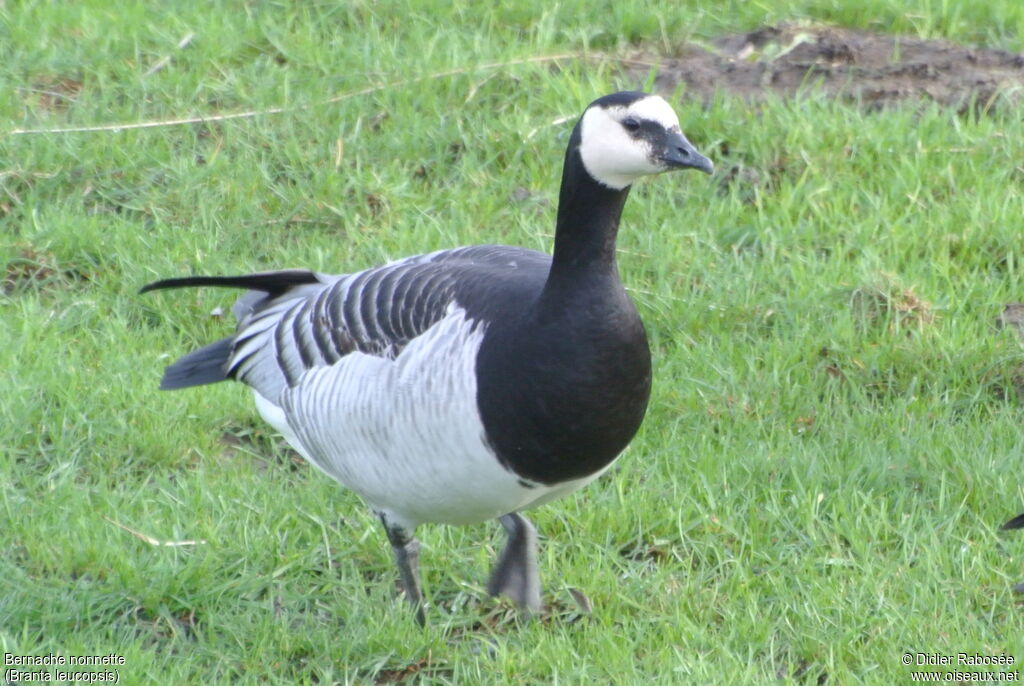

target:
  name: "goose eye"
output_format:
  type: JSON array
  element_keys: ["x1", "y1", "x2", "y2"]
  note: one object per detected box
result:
[{"x1": 622, "y1": 117, "x2": 640, "y2": 132}]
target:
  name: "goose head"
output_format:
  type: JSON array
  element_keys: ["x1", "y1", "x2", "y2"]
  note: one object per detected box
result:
[{"x1": 577, "y1": 91, "x2": 713, "y2": 190}]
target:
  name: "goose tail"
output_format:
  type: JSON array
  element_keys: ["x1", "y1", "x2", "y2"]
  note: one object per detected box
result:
[{"x1": 142, "y1": 269, "x2": 322, "y2": 390}]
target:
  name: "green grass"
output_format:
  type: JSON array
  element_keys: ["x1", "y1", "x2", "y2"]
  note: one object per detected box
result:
[{"x1": 3, "y1": 0, "x2": 1024, "y2": 683}]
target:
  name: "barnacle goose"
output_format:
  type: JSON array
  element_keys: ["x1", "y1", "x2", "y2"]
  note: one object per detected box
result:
[{"x1": 142, "y1": 91, "x2": 713, "y2": 623}]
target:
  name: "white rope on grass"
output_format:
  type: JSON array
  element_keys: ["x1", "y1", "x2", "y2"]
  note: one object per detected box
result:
[{"x1": 9, "y1": 53, "x2": 599, "y2": 136}]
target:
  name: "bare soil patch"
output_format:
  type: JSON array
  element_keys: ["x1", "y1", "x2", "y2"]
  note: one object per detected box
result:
[{"x1": 634, "y1": 23, "x2": 1024, "y2": 112}]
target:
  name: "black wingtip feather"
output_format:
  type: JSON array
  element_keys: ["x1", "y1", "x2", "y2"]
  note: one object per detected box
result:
[
  {"x1": 140, "y1": 270, "x2": 320, "y2": 297},
  {"x1": 159, "y1": 337, "x2": 235, "y2": 390},
  {"x1": 143, "y1": 269, "x2": 324, "y2": 390},
  {"x1": 1002, "y1": 513, "x2": 1024, "y2": 531}
]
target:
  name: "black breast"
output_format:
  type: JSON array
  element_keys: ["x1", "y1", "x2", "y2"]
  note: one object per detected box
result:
[{"x1": 473, "y1": 273, "x2": 652, "y2": 485}]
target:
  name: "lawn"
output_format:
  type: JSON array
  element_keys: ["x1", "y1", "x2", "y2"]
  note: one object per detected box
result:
[{"x1": 3, "y1": 1, "x2": 1024, "y2": 683}]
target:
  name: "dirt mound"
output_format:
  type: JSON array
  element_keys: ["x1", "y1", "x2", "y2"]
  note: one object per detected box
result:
[{"x1": 636, "y1": 23, "x2": 1024, "y2": 112}]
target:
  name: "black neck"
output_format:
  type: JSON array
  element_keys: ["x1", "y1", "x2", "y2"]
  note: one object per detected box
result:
[
  {"x1": 472, "y1": 117, "x2": 652, "y2": 485},
  {"x1": 545, "y1": 142, "x2": 631, "y2": 296}
]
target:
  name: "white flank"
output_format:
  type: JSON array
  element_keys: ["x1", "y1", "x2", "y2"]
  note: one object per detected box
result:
[{"x1": 253, "y1": 303, "x2": 565, "y2": 530}]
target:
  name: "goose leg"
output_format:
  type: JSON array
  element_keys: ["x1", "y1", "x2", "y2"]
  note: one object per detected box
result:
[
  {"x1": 379, "y1": 515, "x2": 426, "y2": 626},
  {"x1": 486, "y1": 512, "x2": 542, "y2": 614}
]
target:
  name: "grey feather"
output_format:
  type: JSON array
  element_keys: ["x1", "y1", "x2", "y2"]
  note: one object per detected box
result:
[{"x1": 159, "y1": 337, "x2": 234, "y2": 390}]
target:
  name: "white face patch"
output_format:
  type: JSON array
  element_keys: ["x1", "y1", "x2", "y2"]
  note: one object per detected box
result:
[
  {"x1": 625, "y1": 96, "x2": 682, "y2": 132},
  {"x1": 578, "y1": 95, "x2": 683, "y2": 190}
]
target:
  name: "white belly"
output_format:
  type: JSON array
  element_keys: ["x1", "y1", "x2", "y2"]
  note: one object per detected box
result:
[{"x1": 251, "y1": 306, "x2": 594, "y2": 529}]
